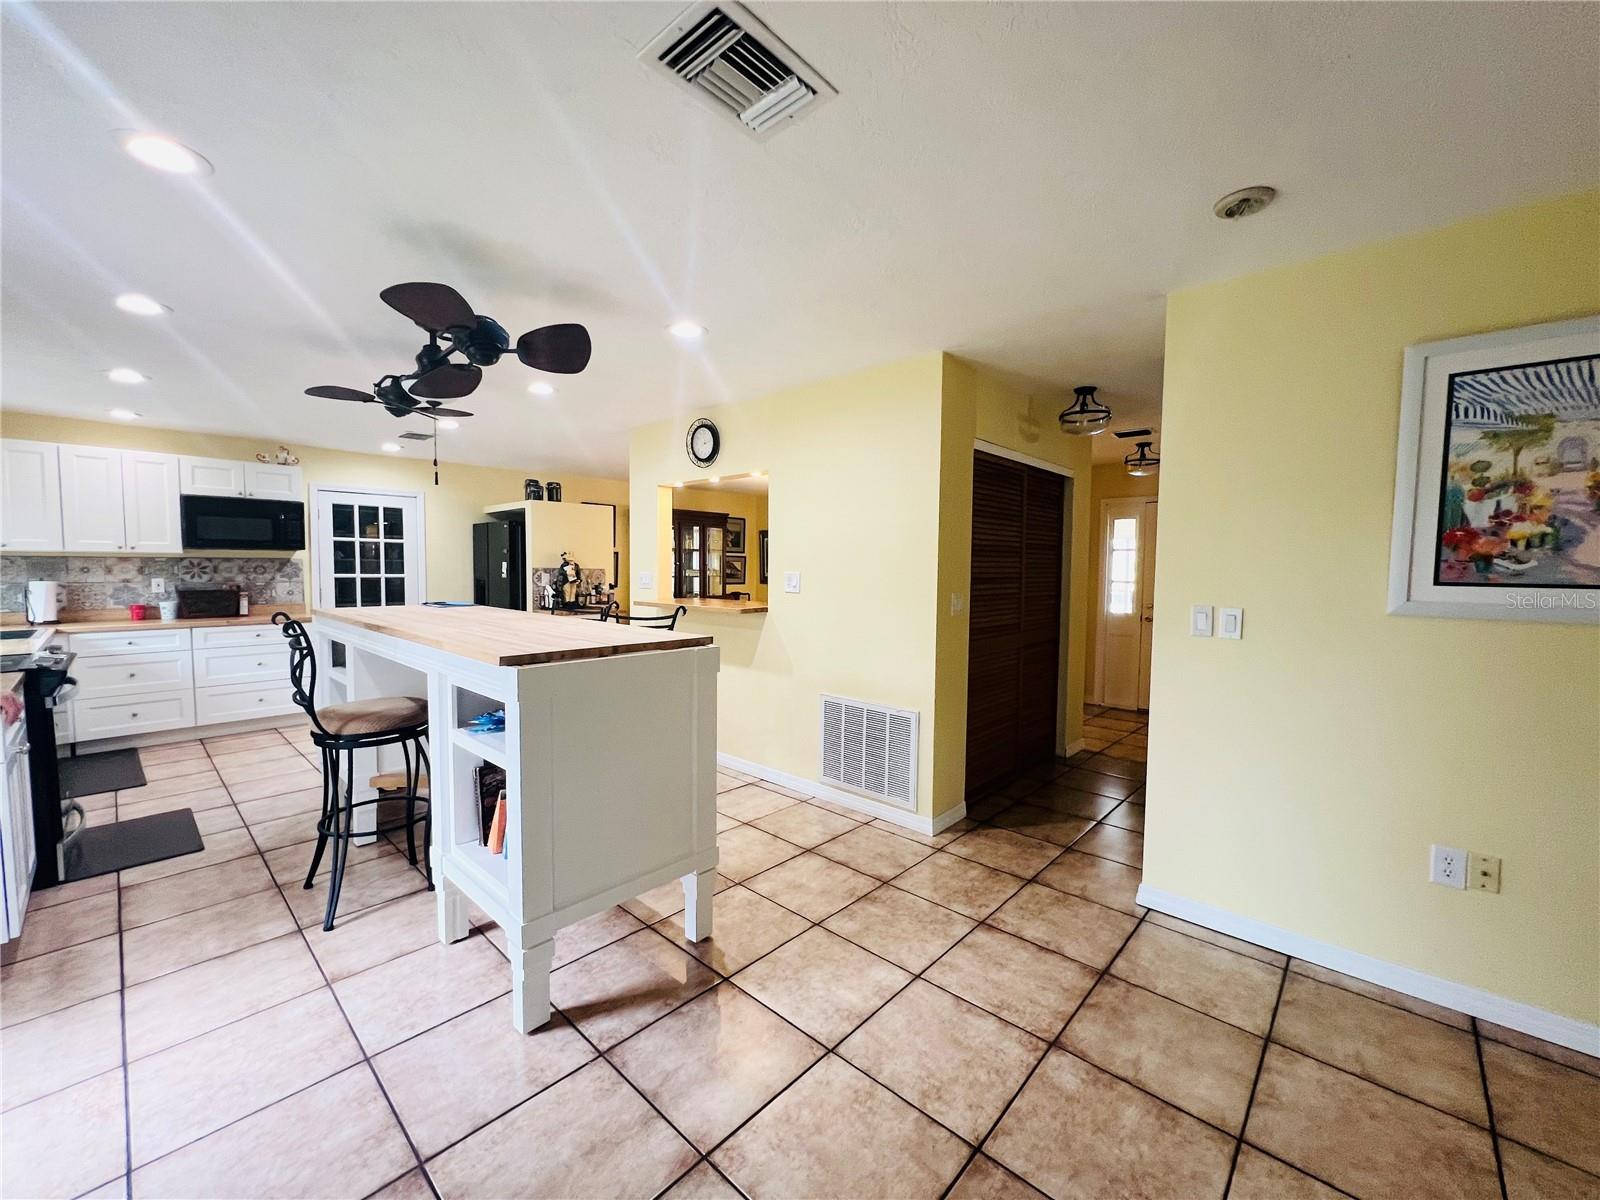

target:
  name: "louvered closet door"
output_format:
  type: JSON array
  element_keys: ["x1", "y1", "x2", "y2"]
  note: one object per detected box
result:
[{"x1": 1017, "y1": 469, "x2": 1064, "y2": 762}]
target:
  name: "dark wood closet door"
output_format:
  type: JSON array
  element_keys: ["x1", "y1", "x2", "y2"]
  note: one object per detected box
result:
[{"x1": 965, "y1": 451, "x2": 1065, "y2": 793}]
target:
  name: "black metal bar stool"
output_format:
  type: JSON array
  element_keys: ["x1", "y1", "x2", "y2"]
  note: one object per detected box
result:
[{"x1": 273, "y1": 612, "x2": 431, "y2": 930}]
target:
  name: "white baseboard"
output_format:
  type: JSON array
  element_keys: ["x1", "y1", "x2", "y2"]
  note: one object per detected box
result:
[
  {"x1": 717, "y1": 752, "x2": 964, "y2": 835},
  {"x1": 1136, "y1": 885, "x2": 1600, "y2": 1056},
  {"x1": 61, "y1": 715, "x2": 305, "y2": 758},
  {"x1": 1062, "y1": 738, "x2": 1085, "y2": 758}
]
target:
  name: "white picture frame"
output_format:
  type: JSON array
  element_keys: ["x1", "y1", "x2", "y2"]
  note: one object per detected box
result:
[{"x1": 1387, "y1": 315, "x2": 1600, "y2": 623}]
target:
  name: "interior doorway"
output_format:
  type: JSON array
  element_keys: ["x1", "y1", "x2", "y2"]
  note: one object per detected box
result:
[
  {"x1": 1095, "y1": 497, "x2": 1157, "y2": 711},
  {"x1": 965, "y1": 448, "x2": 1070, "y2": 793}
]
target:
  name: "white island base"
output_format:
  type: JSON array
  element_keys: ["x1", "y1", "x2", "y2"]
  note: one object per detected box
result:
[{"x1": 311, "y1": 605, "x2": 719, "y2": 1031}]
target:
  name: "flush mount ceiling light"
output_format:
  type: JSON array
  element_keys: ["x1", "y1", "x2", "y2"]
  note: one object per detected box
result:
[
  {"x1": 106, "y1": 367, "x2": 147, "y2": 385},
  {"x1": 1058, "y1": 385, "x2": 1111, "y2": 435},
  {"x1": 1213, "y1": 185, "x2": 1277, "y2": 220},
  {"x1": 380, "y1": 442, "x2": 401, "y2": 453},
  {"x1": 120, "y1": 132, "x2": 213, "y2": 176},
  {"x1": 108, "y1": 408, "x2": 141, "y2": 421},
  {"x1": 1124, "y1": 440, "x2": 1161, "y2": 476},
  {"x1": 669, "y1": 320, "x2": 706, "y2": 342},
  {"x1": 114, "y1": 292, "x2": 169, "y2": 316},
  {"x1": 528, "y1": 381, "x2": 555, "y2": 397}
]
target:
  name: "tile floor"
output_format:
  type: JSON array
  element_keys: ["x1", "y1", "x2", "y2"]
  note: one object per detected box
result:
[{"x1": 2, "y1": 713, "x2": 1596, "y2": 1199}]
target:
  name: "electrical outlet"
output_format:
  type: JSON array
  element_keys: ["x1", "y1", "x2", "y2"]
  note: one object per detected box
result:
[
  {"x1": 1429, "y1": 844, "x2": 1467, "y2": 889},
  {"x1": 150, "y1": 578, "x2": 166, "y2": 595},
  {"x1": 636, "y1": 571, "x2": 655, "y2": 593},
  {"x1": 1468, "y1": 852, "x2": 1502, "y2": 893}
]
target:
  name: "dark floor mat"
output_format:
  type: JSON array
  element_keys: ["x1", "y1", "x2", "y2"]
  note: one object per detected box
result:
[
  {"x1": 59, "y1": 748, "x2": 145, "y2": 798},
  {"x1": 61, "y1": 810, "x2": 203, "y2": 882}
]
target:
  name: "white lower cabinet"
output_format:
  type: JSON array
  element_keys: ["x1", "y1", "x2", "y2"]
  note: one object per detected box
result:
[
  {"x1": 73, "y1": 650, "x2": 193, "y2": 699},
  {"x1": 195, "y1": 681, "x2": 300, "y2": 724},
  {"x1": 2, "y1": 717, "x2": 36, "y2": 942},
  {"x1": 74, "y1": 691, "x2": 197, "y2": 741}
]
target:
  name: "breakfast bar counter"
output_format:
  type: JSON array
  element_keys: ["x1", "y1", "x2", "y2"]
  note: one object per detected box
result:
[{"x1": 310, "y1": 604, "x2": 719, "y2": 1031}]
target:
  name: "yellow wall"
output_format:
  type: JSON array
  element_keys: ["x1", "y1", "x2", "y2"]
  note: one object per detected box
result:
[
  {"x1": 0, "y1": 412, "x2": 629, "y2": 608},
  {"x1": 1086, "y1": 463, "x2": 1159, "y2": 704},
  {"x1": 631, "y1": 355, "x2": 947, "y2": 815},
  {"x1": 1151, "y1": 190, "x2": 1600, "y2": 1023},
  {"x1": 672, "y1": 485, "x2": 770, "y2": 603}
]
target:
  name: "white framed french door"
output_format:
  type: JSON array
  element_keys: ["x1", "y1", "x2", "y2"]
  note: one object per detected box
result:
[
  {"x1": 1096, "y1": 498, "x2": 1158, "y2": 710},
  {"x1": 311, "y1": 487, "x2": 426, "y2": 611}
]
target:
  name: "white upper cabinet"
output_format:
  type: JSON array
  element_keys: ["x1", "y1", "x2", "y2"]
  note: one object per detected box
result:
[
  {"x1": 60, "y1": 445, "x2": 129, "y2": 553},
  {"x1": 243, "y1": 461, "x2": 304, "y2": 501},
  {"x1": 121, "y1": 450, "x2": 183, "y2": 553},
  {"x1": 179, "y1": 455, "x2": 246, "y2": 497},
  {"x1": 0, "y1": 440, "x2": 64, "y2": 552}
]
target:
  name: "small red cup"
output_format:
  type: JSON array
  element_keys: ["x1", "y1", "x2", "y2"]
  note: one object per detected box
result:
[{"x1": 128, "y1": 604, "x2": 147, "y2": 620}]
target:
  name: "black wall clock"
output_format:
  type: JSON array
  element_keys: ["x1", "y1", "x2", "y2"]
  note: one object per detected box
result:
[{"x1": 687, "y1": 418, "x2": 720, "y2": 468}]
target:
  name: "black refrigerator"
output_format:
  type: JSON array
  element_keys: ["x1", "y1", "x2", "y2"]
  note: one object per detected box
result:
[{"x1": 473, "y1": 518, "x2": 526, "y2": 609}]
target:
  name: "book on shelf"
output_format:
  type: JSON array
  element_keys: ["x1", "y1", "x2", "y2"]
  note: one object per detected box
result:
[
  {"x1": 473, "y1": 764, "x2": 506, "y2": 847},
  {"x1": 487, "y1": 792, "x2": 507, "y2": 856}
]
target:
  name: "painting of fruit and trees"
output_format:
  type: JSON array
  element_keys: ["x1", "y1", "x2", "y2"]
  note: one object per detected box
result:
[{"x1": 1435, "y1": 354, "x2": 1600, "y2": 588}]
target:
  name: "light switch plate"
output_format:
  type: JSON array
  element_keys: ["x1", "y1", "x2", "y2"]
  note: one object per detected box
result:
[
  {"x1": 784, "y1": 571, "x2": 802, "y2": 594},
  {"x1": 1218, "y1": 607, "x2": 1243, "y2": 639},
  {"x1": 1190, "y1": 605, "x2": 1213, "y2": 637},
  {"x1": 636, "y1": 571, "x2": 655, "y2": 592}
]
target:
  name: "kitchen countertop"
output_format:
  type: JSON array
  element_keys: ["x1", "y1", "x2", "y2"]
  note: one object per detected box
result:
[
  {"x1": 0, "y1": 606, "x2": 311, "y2": 635},
  {"x1": 312, "y1": 604, "x2": 712, "y2": 667},
  {"x1": 635, "y1": 598, "x2": 770, "y2": 614},
  {"x1": 1, "y1": 625, "x2": 61, "y2": 696}
]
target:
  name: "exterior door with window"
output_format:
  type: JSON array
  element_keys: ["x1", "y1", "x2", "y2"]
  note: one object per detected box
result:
[
  {"x1": 1099, "y1": 498, "x2": 1157, "y2": 710},
  {"x1": 314, "y1": 490, "x2": 422, "y2": 611}
]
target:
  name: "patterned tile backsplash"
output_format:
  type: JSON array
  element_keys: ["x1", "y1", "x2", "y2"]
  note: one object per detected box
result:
[{"x1": 0, "y1": 555, "x2": 304, "y2": 613}]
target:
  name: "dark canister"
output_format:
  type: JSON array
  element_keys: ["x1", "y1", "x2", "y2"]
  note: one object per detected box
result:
[
  {"x1": 523, "y1": 479, "x2": 544, "y2": 501},
  {"x1": 545, "y1": 481, "x2": 563, "y2": 502}
]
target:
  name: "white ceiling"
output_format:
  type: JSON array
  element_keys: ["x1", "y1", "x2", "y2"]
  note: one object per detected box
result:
[{"x1": 4, "y1": 2, "x2": 1595, "y2": 473}]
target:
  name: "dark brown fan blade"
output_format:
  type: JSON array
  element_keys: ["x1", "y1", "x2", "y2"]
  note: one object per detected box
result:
[
  {"x1": 418, "y1": 407, "x2": 472, "y2": 418},
  {"x1": 379, "y1": 282, "x2": 475, "y2": 334},
  {"x1": 516, "y1": 323, "x2": 591, "y2": 374},
  {"x1": 409, "y1": 362, "x2": 481, "y2": 399},
  {"x1": 306, "y1": 385, "x2": 375, "y2": 403}
]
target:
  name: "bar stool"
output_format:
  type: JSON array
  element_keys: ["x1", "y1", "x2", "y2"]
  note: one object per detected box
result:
[{"x1": 273, "y1": 612, "x2": 431, "y2": 930}]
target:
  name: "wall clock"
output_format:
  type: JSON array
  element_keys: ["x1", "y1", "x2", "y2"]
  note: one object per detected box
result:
[{"x1": 687, "y1": 418, "x2": 720, "y2": 468}]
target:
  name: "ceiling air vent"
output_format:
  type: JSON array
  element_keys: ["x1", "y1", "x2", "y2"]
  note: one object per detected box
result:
[
  {"x1": 642, "y1": 2, "x2": 836, "y2": 139},
  {"x1": 820, "y1": 694, "x2": 918, "y2": 811}
]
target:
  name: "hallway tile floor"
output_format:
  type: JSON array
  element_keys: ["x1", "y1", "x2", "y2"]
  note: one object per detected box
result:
[{"x1": 2, "y1": 716, "x2": 1595, "y2": 1199}]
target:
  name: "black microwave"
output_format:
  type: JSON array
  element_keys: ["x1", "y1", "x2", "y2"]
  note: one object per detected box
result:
[{"x1": 180, "y1": 495, "x2": 306, "y2": 551}]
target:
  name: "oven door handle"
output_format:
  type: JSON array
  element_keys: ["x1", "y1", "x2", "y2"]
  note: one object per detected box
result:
[{"x1": 47, "y1": 680, "x2": 77, "y2": 708}]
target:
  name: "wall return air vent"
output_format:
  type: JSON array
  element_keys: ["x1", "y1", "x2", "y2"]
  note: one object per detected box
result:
[
  {"x1": 642, "y1": 2, "x2": 837, "y2": 139},
  {"x1": 820, "y1": 694, "x2": 918, "y2": 811}
]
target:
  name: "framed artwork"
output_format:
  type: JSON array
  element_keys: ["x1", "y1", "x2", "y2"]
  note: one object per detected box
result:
[
  {"x1": 1388, "y1": 315, "x2": 1599, "y2": 623},
  {"x1": 725, "y1": 516, "x2": 746, "y2": 553},
  {"x1": 759, "y1": 529, "x2": 769, "y2": 584},
  {"x1": 725, "y1": 555, "x2": 747, "y2": 586}
]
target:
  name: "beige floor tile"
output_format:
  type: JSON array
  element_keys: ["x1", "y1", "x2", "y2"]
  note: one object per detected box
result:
[
  {"x1": 224, "y1": 767, "x2": 324, "y2": 803},
  {"x1": 123, "y1": 888, "x2": 296, "y2": 985},
  {"x1": 749, "y1": 801, "x2": 859, "y2": 848},
  {"x1": 986, "y1": 882, "x2": 1139, "y2": 969},
  {"x1": 945, "y1": 827, "x2": 1062, "y2": 878},
  {"x1": 612, "y1": 983, "x2": 825, "y2": 1151},
  {"x1": 368, "y1": 1169, "x2": 435, "y2": 1200},
  {"x1": 1227, "y1": 1146, "x2": 1344, "y2": 1198},
  {"x1": 894, "y1": 852, "x2": 1026, "y2": 919},
  {"x1": 141, "y1": 755, "x2": 222, "y2": 782},
  {"x1": 987, "y1": 1049, "x2": 1235, "y2": 1200},
  {"x1": 0, "y1": 934, "x2": 119, "y2": 1027},
  {"x1": 621, "y1": 873, "x2": 734, "y2": 924},
  {"x1": 1287, "y1": 959, "x2": 1471, "y2": 1030},
  {"x1": 553, "y1": 904, "x2": 644, "y2": 968},
  {"x1": 715, "y1": 770, "x2": 745, "y2": 794},
  {"x1": 1111, "y1": 923, "x2": 1281, "y2": 1034},
  {"x1": 1085, "y1": 752, "x2": 1145, "y2": 777},
  {"x1": 194, "y1": 805, "x2": 244, "y2": 835},
  {"x1": 715, "y1": 812, "x2": 741, "y2": 833},
  {"x1": 23, "y1": 871, "x2": 116, "y2": 912},
  {"x1": 203, "y1": 729, "x2": 293, "y2": 752},
  {"x1": 822, "y1": 884, "x2": 976, "y2": 972},
  {"x1": 429, "y1": 1059, "x2": 697, "y2": 1200},
  {"x1": 302, "y1": 889, "x2": 440, "y2": 981},
  {"x1": 656, "y1": 884, "x2": 809, "y2": 974},
  {"x1": 1028, "y1": 785, "x2": 1120, "y2": 821},
  {"x1": 1482, "y1": 1038, "x2": 1600, "y2": 1174},
  {"x1": 964, "y1": 795, "x2": 1014, "y2": 823},
  {"x1": 926, "y1": 925, "x2": 1099, "y2": 1039},
  {"x1": 715, "y1": 824, "x2": 803, "y2": 882},
  {"x1": 247, "y1": 810, "x2": 322, "y2": 852},
  {"x1": 128, "y1": 988, "x2": 362, "y2": 1165},
  {"x1": 948, "y1": 1155, "x2": 1049, "y2": 1200},
  {"x1": 130, "y1": 1065, "x2": 414, "y2": 1200},
  {"x1": 335, "y1": 933, "x2": 510, "y2": 1053},
  {"x1": 841, "y1": 979, "x2": 1045, "y2": 1142},
  {"x1": 0, "y1": 992, "x2": 123, "y2": 1110},
  {"x1": 869, "y1": 816, "x2": 973, "y2": 848},
  {"x1": 235, "y1": 786, "x2": 324, "y2": 826},
  {"x1": 800, "y1": 794, "x2": 874, "y2": 823},
  {"x1": 211, "y1": 744, "x2": 314, "y2": 777},
  {"x1": 1062, "y1": 975, "x2": 1261, "y2": 1133},
  {"x1": 732, "y1": 927, "x2": 912, "y2": 1046},
  {"x1": 1060, "y1": 768, "x2": 1141, "y2": 800},
  {"x1": 812, "y1": 824, "x2": 933, "y2": 881},
  {"x1": 124, "y1": 933, "x2": 322, "y2": 1060},
  {"x1": 1073, "y1": 823, "x2": 1144, "y2": 868},
  {"x1": 1245, "y1": 1045, "x2": 1499, "y2": 1200},
  {"x1": 283, "y1": 850, "x2": 428, "y2": 928},
  {"x1": 121, "y1": 827, "x2": 260, "y2": 888},
  {"x1": 115, "y1": 771, "x2": 224, "y2": 804},
  {"x1": 1102, "y1": 801, "x2": 1145, "y2": 831},
  {"x1": 117, "y1": 787, "x2": 235, "y2": 822},
  {"x1": 0, "y1": 1068, "x2": 126, "y2": 1200},
  {"x1": 1272, "y1": 972, "x2": 1486, "y2": 1125},
  {"x1": 550, "y1": 927, "x2": 717, "y2": 1050},
  {"x1": 375, "y1": 1003, "x2": 595, "y2": 1156},
  {"x1": 713, "y1": 1056, "x2": 969, "y2": 1199},
  {"x1": 743, "y1": 851, "x2": 879, "y2": 921},
  {"x1": 4, "y1": 890, "x2": 118, "y2": 962},
  {"x1": 141, "y1": 740, "x2": 209, "y2": 764},
  {"x1": 121, "y1": 854, "x2": 276, "y2": 928},
  {"x1": 1034, "y1": 850, "x2": 1144, "y2": 916},
  {"x1": 1499, "y1": 1139, "x2": 1600, "y2": 1200},
  {"x1": 1145, "y1": 912, "x2": 1285, "y2": 966},
  {"x1": 1480, "y1": 1021, "x2": 1600, "y2": 1078},
  {"x1": 988, "y1": 803, "x2": 1093, "y2": 848},
  {"x1": 716, "y1": 784, "x2": 798, "y2": 823},
  {"x1": 661, "y1": 1161, "x2": 743, "y2": 1200}
]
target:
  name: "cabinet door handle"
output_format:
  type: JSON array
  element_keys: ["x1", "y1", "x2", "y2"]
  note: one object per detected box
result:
[{"x1": 128, "y1": 672, "x2": 137, "y2": 678}]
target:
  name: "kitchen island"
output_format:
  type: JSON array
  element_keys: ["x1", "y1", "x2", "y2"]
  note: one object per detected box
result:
[{"x1": 310, "y1": 604, "x2": 719, "y2": 1032}]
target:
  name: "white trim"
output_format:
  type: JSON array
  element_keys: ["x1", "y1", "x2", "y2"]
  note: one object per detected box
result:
[
  {"x1": 718, "y1": 751, "x2": 967, "y2": 834},
  {"x1": 308, "y1": 485, "x2": 429, "y2": 608},
  {"x1": 973, "y1": 438, "x2": 1077, "y2": 480},
  {"x1": 1136, "y1": 884, "x2": 1600, "y2": 1056},
  {"x1": 1061, "y1": 738, "x2": 1085, "y2": 758}
]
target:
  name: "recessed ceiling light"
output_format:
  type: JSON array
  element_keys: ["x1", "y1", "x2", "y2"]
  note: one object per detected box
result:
[
  {"x1": 120, "y1": 132, "x2": 212, "y2": 176},
  {"x1": 108, "y1": 408, "x2": 141, "y2": 421},
  {"x1": 107, "y1": 367, "x2": 147, "y2": 385},
  {"x1": 668, "y1": 320, "x2": 706, "y2": 342},
  {"x1": 437, "y1": 419, "x2": 460, "y2": 431},
  {"x1": 380, "y1": 442, "x2": 401, "y2": 453},
  {"x1": 114, "y1": 292, "x2": 169, "y2": 316},
  {"x1": 528, "y1": 381, "x2": 555, "y2": 397}
]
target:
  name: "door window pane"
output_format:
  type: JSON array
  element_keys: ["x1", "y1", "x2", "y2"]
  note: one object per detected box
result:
[
  {"x1": 384, "y1": 544, "x2": 405, "y2": 574},
  {"x1": 383, "y1": 507, "x2": 404, "y2": 538},
  {"x1": 360, "y1": 578, "x2": 381, "y2": 606},
  {"x1": 332, "y1": 504, "x2": 354, "y2": 538},
  {"x1": 333, "y1": 540, "x2": 355, "y2": 574},
  {"x1": 1111, "y1": 517, "x2": 1138, "y2": 550},
  {"x1": 359, "y1": 542, "x2": 380, "y2": 574},
  {"x1": 334, "y1": 578, "x2": 357, "y2": 608},
  {"x1": 1110, "y1": 549, "x2": 1137, "y2": 583},
  {"x1": 359, "y1": 506, "x2": 379, "y2": 537},
  {"x1": 384, "y1": 578, "x2": 406, "y2": 605},
  {"x1": 1108, "y1": 582, "x2": 1135, "y2": 615}
]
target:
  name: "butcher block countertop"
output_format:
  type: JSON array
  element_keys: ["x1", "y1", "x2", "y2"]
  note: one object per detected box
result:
[
  {"x1": 636, "y1": 598, "x2": 769, "y2": 614},
  {"x1": 1, "y1": 607, "x2": 311, "y2": 635},
  {"x1": 312, "y1": 604, "x2": 713, "y2": 667}
]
